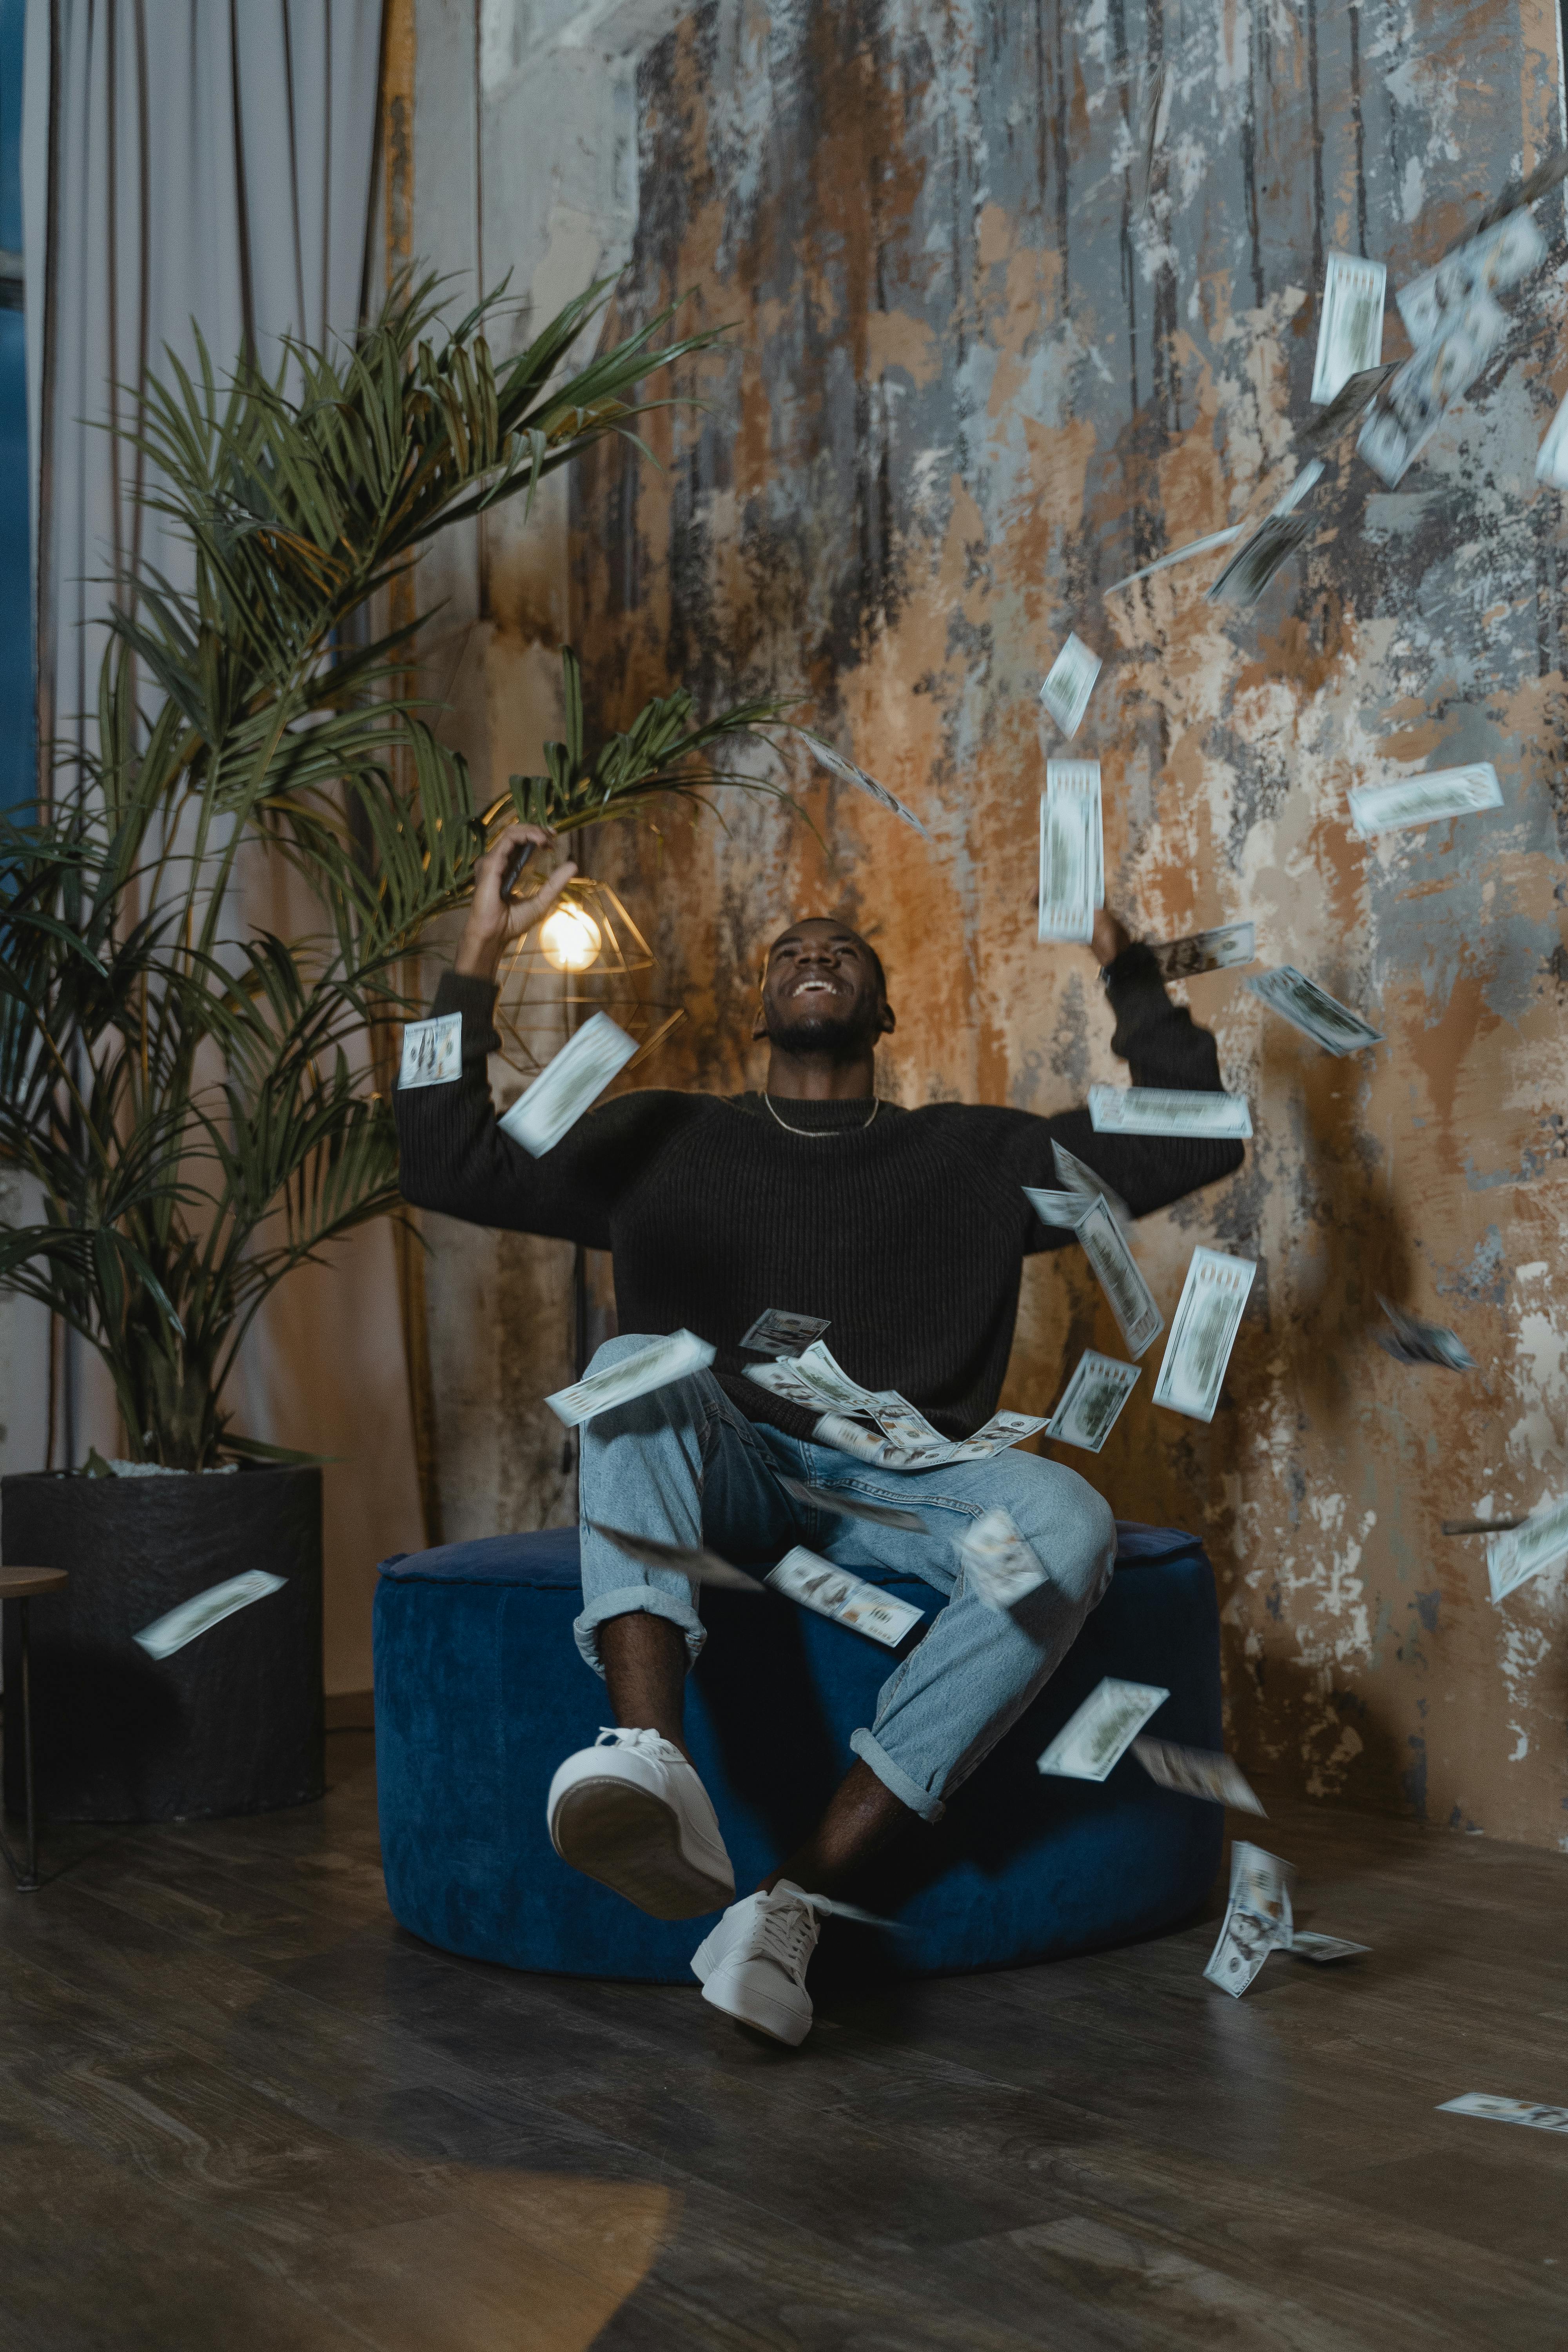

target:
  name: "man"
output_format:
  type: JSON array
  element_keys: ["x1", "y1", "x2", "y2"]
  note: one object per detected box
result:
[{"x1": 396, "y1": 822, "x2": 1244, "y2": 2046}]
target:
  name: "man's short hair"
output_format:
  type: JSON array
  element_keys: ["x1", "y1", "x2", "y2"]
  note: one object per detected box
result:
[{"x1": 760, "y1": 921, "x2": 886, "y2": 998}]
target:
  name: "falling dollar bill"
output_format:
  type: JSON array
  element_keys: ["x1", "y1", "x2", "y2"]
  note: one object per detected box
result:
[
  {"x1": 1088, "y1": 1085, "x2": 1252, "y2": 1140},
  {"x1": 1023, "y1": 1185, "x2": 1091, "y2": 1232},
  {"x1": 1289, "y1": 1931, "x2": 1370, "y2": 1964},
  {"x1": 1133, "y1": 1736, "x2": 1265, "y2": 1814},
  {"x1": 956, "y1": 1508, "x2": 1049, "y2": 1611},
  {"x1": 1052, "y1": 1138, "x2": 1132, "y2": 1229},
  {"x1": 134, "y1": 1570, "x2": 287, "y2": 1661},
  {"x1": 1045, "y1": 1350, "x2": 1140, "y2": 1452},
  {"x1": 546, "y1": 1328, "x2": 716, "y2": 1428},
  {"x1": 750, "y1": 1344, "x2": 1043, "y2": 1468},
  {"x1": 1396, "y1": 209, "x2": 1546, "y2": 348},
  {"x1": 1037, "y1": 1675, "x2": 1169, "y2": 1781},
  {"x1": 739, "y1": 1308, "x2": 831, "y2": 1357},
  {"x1": 1438, "y1": 2092, "x2": 1568, "y2": 2134},
  {"x1": 795, "y1": 731, "x2": 931, "y2": 838},
  {"x1": 1348, "y1": 762, "x2": 1502, "y2": 838},
  {"x1": 1486, "y1": 1496, "x2": 1568, "y2": 1604},
  {"x1": 1153, "y1": 1246, "x2": 1255, "y2": 1422},
  {"x1": 1150, "y1": 921, "x2": 1256, "y2": 980},
  {"x1": 1038, "y1": 633, "x2": 1103, "y2": 740},
  {"x1": 767, "y1": 1547, "x2": 924, "y2": 1647},
  {"x1": 1038, "y1": 760, "x2": 1104, "y2": 942},
  {"x1": 1207, "y1": 508, "x2": 1313, "y2": 607},
  {"x1": 1076, "y1": 1196, "x2": 1164, "y2": 1359},
  {"x1": 593, "y1": 1523, "x2": 763, "y2": 1592},
  {"x1": 1135, "y1": 56, "x2": 1169, "y2": 216},
  {"x1": 399, "y1": 1012, "x2": 463, "y2": 1089},
  {"x1": 1311, "y1": 252, "x2": 1387, "y2": 405},
  {"x1": 1104, "y1": 524, "x2": 1245, "y2": 598},
  {"x1": 1203, "y1": 1839, "x2": 1296, "y2": 1998},
  {"x1": 777, "y1": 1475, "x2": 926, "y2": 1533},
  {"x1": 1466, "y1": 149, "x2": 1568, "y2": 242},
  {"x1": 1298, "y1": 361, "x2": 1397, "y2": 457},
  {"x1": 1375, "y1": 1295, "x2": 1475, "y2": 1371},
  {"x1": 1357, "y1": 294, "x2": 1506, "y2": 486},
  {"x1": 499, "y1": 1011, "x2": 640, "y2": 1156},
  {"x1": 1537, "y1": 384, "x2": 1568, "y2": 488},
  {"x1": 1249, "y1": 965, "x2": 1383, "y2": 1055}
]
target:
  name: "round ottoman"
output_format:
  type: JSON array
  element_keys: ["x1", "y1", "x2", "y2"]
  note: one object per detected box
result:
[{"x1": 373, "y1": 1522, "x2": 1223, "y2": 1981}]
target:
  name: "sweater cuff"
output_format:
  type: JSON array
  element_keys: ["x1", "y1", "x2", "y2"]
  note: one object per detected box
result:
[{"x1": 431, "y1": 969, "x2": 502, "y2": 1058}]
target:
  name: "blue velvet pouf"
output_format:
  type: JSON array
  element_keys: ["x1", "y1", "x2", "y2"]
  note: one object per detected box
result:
[{"x1": 373, "y1": 1522, "x2": 1223, "y2": 1982}]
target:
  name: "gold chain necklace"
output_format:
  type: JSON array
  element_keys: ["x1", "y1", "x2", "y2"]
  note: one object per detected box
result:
[{"x1": 763, "y1": 1093, "x2": 880, "y2": 1136}]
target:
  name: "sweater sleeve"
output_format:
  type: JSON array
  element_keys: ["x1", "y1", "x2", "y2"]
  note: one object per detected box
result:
[
  {"x1": 392, "y1": 972, "x2": 687, "y2": 1248},
  {"x1": 1013, "y1": 942, "x2": 1245, "y2": 1253}
]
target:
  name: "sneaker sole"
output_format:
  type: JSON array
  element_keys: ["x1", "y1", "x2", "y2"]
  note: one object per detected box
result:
[
  {"x1": 701, "y1": 1962, "x2": 812, "y2": 2046},
  {"x1": 550, "y1": 1776, "x2": 733, "y2": 1920}
]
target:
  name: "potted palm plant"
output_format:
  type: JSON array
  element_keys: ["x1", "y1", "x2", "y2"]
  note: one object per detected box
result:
[{"x1": 0, "y1": 271, "x2": 800, "y2": 1822}]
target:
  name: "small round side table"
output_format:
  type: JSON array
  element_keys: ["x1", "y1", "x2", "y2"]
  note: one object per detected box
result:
[{"x1": 1, "y1": 1567, "x2": 69, "y2": 1891}]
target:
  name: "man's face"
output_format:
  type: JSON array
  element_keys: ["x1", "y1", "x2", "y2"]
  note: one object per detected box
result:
[{"x1": 753, "y1": 919, "x2": 895, "y2": 1056}]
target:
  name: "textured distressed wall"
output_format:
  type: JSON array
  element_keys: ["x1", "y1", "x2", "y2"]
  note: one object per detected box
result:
[{"x1": 571, "y1": 0, "x2": 1568, "y2": 1847}]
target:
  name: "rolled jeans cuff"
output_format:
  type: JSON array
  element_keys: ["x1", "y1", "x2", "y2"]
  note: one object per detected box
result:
[
  {"x1": 573, "y1": 1585, "x2": 706, "y2": 1679},
  {"x1": 849, "y1": 1725, "x2": 946, "y2": 1825}
]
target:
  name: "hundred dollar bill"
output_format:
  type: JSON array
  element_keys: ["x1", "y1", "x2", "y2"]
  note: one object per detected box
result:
[
  {"x1": 767, "y1": 1546, "x2": 924, "y2": 1647},
  {"x1": 967, "y1": 1408, "x2": 1049, "y2": 1450},
  {"x1": 1023, "y1": 1185, "x2": 1091, "y2": 1232},
  {"x1": 399, "y1": 1011, "x2": 463, "y2": 1089},
  {"x1": 1036, "y1": 1675, "x2": 1169, "y2": 1781},
  {"x1": 739, "y1": 1308, "x2": 831, "y2": 1357},
  {"x1": 1132, "y1": 1735, "x2": 1265, "y2": 1815},
  {"x1": 1289, "y1": 1930, "x2": 1370, "y2": 1964},
  {"x1": 134, "y1": 1570, "x2": 287, "y2": 1661},
  {"x1": 1466, "y1": 149, "x2": 1568, "y2": 242},
  {"x1": 1348, "y1": 762, "x2": 1502, "y2": 837},
  {"x1": 1052, "y1": 1139, "x2": 1132, "y2": 1229},
  {"x1": 751, "y1": 1344, "x2": 1043, "y2": 1468},
  {"x1": 546, "y1": 1328, "x2": 716, "y2": 1428},
  {"x1": 1105, "y1": 524, "x2": 1244, "y2": 597},
  {"x1": 1248, "y1": 965, "x2": 1383, "y2": 1055},
  {"x1": 1076, "y1": 1195, "x2": 1164, "y2": 1359},
  {"x1": 1312, "y1": 252, "x2": 1387, "y2": 405},
  {"x1": 593, "y1": 1523, "x2": 763, "y2": 1592},
  {"x1": 1203, "y1": 1839, "x2": 1296, "y2": 1998},
  {"x1": 957, "y1": 1508, "x2": 1049, "y2": 1611},
  {"x1": 1152, "y1": 1246, "x2": 1255, "y2": 1421},
  {"x1": 1045, "y1": 1350, "x2": 1140, "y2": 1452},
  {"x1": 1486, "y1": 1495, "x2": 1568, "y2": 1604},
  {"x1": 1537, "y1": 383, "x2": 1568, "y2": 488},
  {"x1": 1203, "y1": 1903, "x2": 1279, "y2": 1998},
  {"x1": 1375, "y1": 1294, "x2": 1475, "y2": 1372},
  {"x1": 1298, "y1": 361, "x2": 1397, "y2": 457},
  {"x1": 1358, "y1": 294, "x2": 1506, "y2": 485},
  {"x1": 499, "y1": 1011, "x2": 640, "y2": 1156},
  {"x1": 1206, "y1": 507, "x2": 1313, "y2": 608},
  {"x1": 1135, "y1": 57, "x2": 1169, "y2": 217},
  {"x1": 796, "y1": 731, "x2": 930, "y2": 838},
  {"x1": 1088, "y1": 1084, "x2": 1252, "y2": 1140},
  {"x1": 1230, "y1": 1838, "x2": 1295, "y2": 1939},
  {"x1": 1151, "y1": 920, "x2": 1256, "y2": 980},
  {"x1": 1038, "y1": 633, "x2": 1102, "y2": 740},
  {"x1": 1396, "y1": 209, "x2": 1545, "y2": 348},
  {"x1": 1438, "y1": 2092, "x2": 1568, "y2": 2134},
  {"x1": 777, "y1": 1475, "x2": 925, "y2": 1533},
  {"x1": 1038, "y1": 760, "x2": 1104, "y2": 942}
]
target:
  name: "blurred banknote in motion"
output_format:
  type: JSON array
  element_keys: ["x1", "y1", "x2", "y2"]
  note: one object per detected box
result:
[
  {"x1": 1105, "y1": 526, "x2": 1243, "y2": 596},
  {"x1": 1135, "y1": 57, "x2": 1169, "y2": 215},
  {"x1": 1358, "y1": 295, "x2": 1506, "y2": 485},
  {"x1": 135, "y1": 1570, "x2": 287, "y2": 1660},
  {"x1": 750, "y1": 1344, "x2": 1044, "y2": 1468},
  {"x1": 1133, "y1": 1737, "x2": 1265, "y2": 1814},
  {"x1": 1151, "y1": 921, "x2": 1256, "y2": 980},
  {"x1": 593, "y1": 1523, "x2": 761, "y2": 1592},
  {"x1": 796, "y1": 731, "x2": 931, "y2": 838},
  {"x1": 777, "y1": 1475, "x2": 925, "y2": 1533},
  {"x1": 1089, "y1": 1085, "x2": 1252, "y2": 1140},
  {"x1": 1023, "y1": 1185, "x2": 1091, "y2": 1231},
  {"x1": 1298, "y1": 361, "x2": 1398, "y2": 457},
  {"x1": 1206, "y1": 508, "x2": 1314, "y2": 607},
  {"x1": 500, "y1": 1011, "x2": 640, "y2": 1156},
  {"x1": 739, "y1": 1308, "x2": 831, "y2": 1357},
  {"x1": 1076, "y1": 1196, "x2": 1165, "y2": 1358},
  {"x1": 957, "y1": 1508, "x2": 1049, "y2": 1611},
  {"x1": 399, "y1": 1012, "x2": 463, "y2": 1088},
  {"x1": 768, "y1": 1547, "x2": 924, "y2": 1647},
  {"x1": 1349, "y1": 763, "x2": 1502, "y2": 837},
  {"x1": 1052, "y1": 1139, "x2": 1132, "y2": 1228},
  {"x1": 1439, "y1": 2092, "x2": 1568, "y2": 2134},
  {"x1": 1537, "y1": 384, "x2": 1568, "y2": 487},
  {"x1": 1203, "y1": 1840, "x2": 1296, "y2": 1998},
  {"x1": 547, "y1": 1329, "x2": 715, "y2": 1428},
  {"x1": 1249, "y1": 966, "x2": 1383, "y2": 1055},
  {"x1": 1289, "y1": 1931, "x2": 1370, "y2": 1964},
  {"x1": 1152, "y1": 1247, "x2": 1256, "y2": 1422},
  {"x1": 1396, "y1": 210, "x2": 1546, "y2": 348},
  {"x1": 1037, "y1": 1676, "x2": 1169, "y2": 1781},
  {"x1": 1038, "y1": 761, "x2": 1104, "y2": 941},
  {"x1": 1375, "y1": 1295, "x2": 1475, "y2": 1371},
  {"x1": 1466, "y1": 150, "x2": 1568, "y2": 241},
  {"x1": 1312, "y1": 252, "x2": 1387, "y2": 404},
  {"x1": 1045, "y1": 1350, "x2": 1140, "y2": 1452},
  {"x1": 1486, "y1": 1496, "x2": 1568, "y2": 1604},
  {"x1": 1038, "y1": 633, "x2": 1103, "y2": 739}
]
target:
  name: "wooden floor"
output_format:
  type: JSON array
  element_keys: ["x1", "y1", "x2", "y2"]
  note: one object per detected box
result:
[{"x1": 1, "y1": 1732, "x2": 1565, "y2": 2352}]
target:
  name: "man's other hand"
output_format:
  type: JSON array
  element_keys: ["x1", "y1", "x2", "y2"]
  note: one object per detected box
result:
[
  {"x1": 1090, "y1": 909, "x2": 1132, "y2": 968},
  {"x1": 455, "y1": 823, "x2": 578, "y2": 981}
]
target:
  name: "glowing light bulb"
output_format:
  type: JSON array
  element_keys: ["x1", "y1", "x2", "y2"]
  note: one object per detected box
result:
[{"x1": 539, "y1": 904, "x2": 603, "y2": 973}]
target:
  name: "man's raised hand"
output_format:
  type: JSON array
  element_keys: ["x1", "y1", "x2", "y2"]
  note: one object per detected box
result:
[{"x1": 455, "y1": 823, "x2": 578, "y2": 980}]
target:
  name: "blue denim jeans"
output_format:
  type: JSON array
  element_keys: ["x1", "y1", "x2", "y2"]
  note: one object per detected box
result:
[{"x1": 575, "y1": 1334, "x2": 1117, "y2": 1823}]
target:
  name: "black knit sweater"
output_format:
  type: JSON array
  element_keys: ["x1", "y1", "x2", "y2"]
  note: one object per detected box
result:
[{"x1": 395, "y1": 945, "x2": 1244, "y2": 1443}]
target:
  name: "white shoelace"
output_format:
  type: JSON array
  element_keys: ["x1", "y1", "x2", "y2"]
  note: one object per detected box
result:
[{"x1": 595, "y1": 1725, "x2": 681, "y2": 1762}]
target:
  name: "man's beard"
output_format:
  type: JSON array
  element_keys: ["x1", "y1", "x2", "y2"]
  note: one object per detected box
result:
[{"x1": 762, "y1": 1002, "x2": 880, "y2": 1060}]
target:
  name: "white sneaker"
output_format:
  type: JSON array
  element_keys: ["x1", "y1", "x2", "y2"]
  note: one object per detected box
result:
[
  {"x1": 547, "y1": 1727, "x2": 735, "y2": 1920},
  {"x1": 691, "y1": 1880, "x2": 823, "y2": 2046}
]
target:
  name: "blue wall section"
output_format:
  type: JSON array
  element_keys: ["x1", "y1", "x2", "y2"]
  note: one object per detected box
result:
[{"x1": 0, "y1": 0, "x2": 32, "y2": 815}]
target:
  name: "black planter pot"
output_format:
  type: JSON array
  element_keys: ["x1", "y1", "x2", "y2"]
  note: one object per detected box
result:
[{"x1": 2, "y1": 1465, "x2": 324, "y2": 1823}]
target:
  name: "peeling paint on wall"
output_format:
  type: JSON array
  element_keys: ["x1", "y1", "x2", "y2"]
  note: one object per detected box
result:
[{"x1": 571, "y1": 0, "x2": 1568, "y2": 1847}]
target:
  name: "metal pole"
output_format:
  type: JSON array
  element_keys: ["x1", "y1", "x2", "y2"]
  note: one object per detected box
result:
[{"x1": 18, "y1": 1597, "x2": 37, "y2": 1891}]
